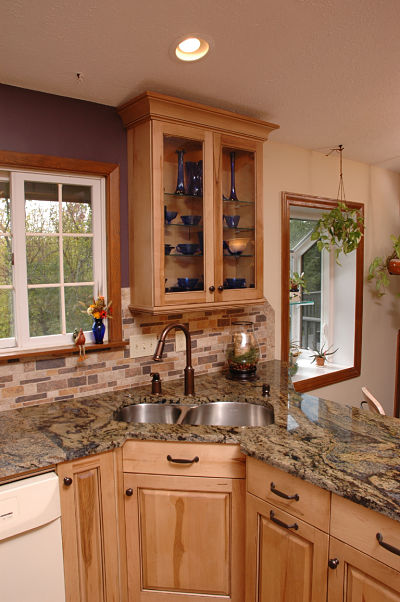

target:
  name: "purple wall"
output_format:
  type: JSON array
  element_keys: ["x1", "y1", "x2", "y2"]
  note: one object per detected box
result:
[{"x1": 0, "y1": 83, "x2": 129, "y2": 286}]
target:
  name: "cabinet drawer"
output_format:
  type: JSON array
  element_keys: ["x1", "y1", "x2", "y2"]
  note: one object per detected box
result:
[
  {"x1": 246, "y1": 457, "x2": 330, "y2": 532},
  {"x1": 123, "y1": 440, "x2": 246, "y2": 478},
  {"x1": 331, "y1": 494, "x2": 400, "y2": 572}
]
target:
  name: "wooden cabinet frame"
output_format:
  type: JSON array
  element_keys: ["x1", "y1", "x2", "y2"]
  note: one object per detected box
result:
[{"x1": 118, "y1": 91, "x2": 279, "y2": 314}]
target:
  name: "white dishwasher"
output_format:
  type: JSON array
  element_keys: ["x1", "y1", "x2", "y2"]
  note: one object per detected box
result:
[{"x1": 0, "y1": 471, "x2": 66, "y2": 602}]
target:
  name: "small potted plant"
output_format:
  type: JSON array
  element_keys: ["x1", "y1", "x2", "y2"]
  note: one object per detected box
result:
[
  {"x1": 310, "y1": 202, "x2": 364, "y2": 264},
  {"x1": 289, "y1": 340, "x2": 302, "y2": 366},
  {"x1": 289, "y1": 272, "x2": 307, "y2": 302},
  {"x1": 309, "y1": 344, "x2": 338, "y2": 367},
  {"x1": 368, "y1": 235, "x2": 400, "y2": 296}
]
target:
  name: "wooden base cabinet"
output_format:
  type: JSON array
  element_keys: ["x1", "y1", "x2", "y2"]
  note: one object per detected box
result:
[
  {"x1": 58, "y1": 451, "x2": 124, "y2": 602},
  {"x1": 246, "y1": 493, "x2": 329, "y2": 602},
  {"x1": 123, "y1": 441, "x2": 245, "y2": 602},
  {"x1": 328, "y1": 537, "x2": 400, "y2": 602}
]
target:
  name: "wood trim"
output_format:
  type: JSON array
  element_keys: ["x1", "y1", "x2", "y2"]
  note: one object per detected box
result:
[
  {"x1": 0, "y1": 149, "x2": 123, "y2": 358},
  {"x1": 0, "y1": 340, "x2": 128, "y2": 363},
  {"x1": 117, "y1": 91, "x2": 279, "y2": 141},
  {"x1": 128, "y1": 297, "x2": 266, "y2": 315},
  {"x1": 281, "y1": 191, "x2": 364, "y2": 393},
  {"x1": 394, "y1": 329, "x2": 400, "y2": 418}
]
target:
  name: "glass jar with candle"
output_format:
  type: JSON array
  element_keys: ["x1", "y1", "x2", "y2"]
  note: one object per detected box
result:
[{"x1": 227, "y1": 321, "x2": 260, "y2": 379}]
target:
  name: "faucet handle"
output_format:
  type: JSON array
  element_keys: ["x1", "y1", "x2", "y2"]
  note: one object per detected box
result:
[{"x1": 262, "y1": 383, "x2": 270, "y2": 397}]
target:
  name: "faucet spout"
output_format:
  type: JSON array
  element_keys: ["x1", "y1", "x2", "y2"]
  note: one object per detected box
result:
[{"x1": 152, "y1": 323, "x2": 194, "y2": 395}]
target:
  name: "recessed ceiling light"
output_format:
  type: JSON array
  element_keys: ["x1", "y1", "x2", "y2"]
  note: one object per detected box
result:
[{"x1": 175, "y1": 36, "x2": 210, "y2": 62}]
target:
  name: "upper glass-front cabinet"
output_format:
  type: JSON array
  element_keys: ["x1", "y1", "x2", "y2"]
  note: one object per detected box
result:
[
  {"x1": 119, "y1": 91, "x2": 278, "y2": 314},
  {"x1": 163, "y1": 132, "x2": 206, "y2": 299}
]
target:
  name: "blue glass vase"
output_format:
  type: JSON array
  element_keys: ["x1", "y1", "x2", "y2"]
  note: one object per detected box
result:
[
  {"x1": 92, "y1": 318, "x2": 105, "y2": 344},
  {"x1": 175, "y1": 150, "x2": 186, "y2": 195}
]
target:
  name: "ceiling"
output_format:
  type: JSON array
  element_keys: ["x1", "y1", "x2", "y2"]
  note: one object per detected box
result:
[{"x1": 1, "y1": 0, "x2": 400, "y2": 171}]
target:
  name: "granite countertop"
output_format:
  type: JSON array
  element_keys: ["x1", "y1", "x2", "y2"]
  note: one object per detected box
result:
[{"x1": 0, "y1": 360, "x2": 399, "y2": 522}]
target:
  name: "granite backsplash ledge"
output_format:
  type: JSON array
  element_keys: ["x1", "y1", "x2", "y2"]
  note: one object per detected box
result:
[{"x1": 0, "y1": 288, "x2": 274, "y2": 412}]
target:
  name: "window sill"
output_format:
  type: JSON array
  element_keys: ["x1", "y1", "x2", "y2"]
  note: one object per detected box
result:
[
  {"x1": 291, "y1": 357, "x2": 359, "y2": 392},
  {"x1": 0, "y1": 340, "x2": 129, "y2": 363}
]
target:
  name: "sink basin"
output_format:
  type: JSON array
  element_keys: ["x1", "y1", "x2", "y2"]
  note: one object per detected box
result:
[
  {"x1": 181, "y1": 402, "x2": 274, "y2": 427},
  {"x1": 115, "y1": 403, "x2": 181, "y2": 424}
]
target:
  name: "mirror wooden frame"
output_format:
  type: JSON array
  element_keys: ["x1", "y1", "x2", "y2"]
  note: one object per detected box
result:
[{"x1": 281, "y1": 191, "x2": 364, "y2": 393}]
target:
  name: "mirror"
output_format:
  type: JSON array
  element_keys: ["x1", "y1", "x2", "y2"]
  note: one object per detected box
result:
[{"x1": 281, "y1": 192, "x2": 364, "y2": 393}]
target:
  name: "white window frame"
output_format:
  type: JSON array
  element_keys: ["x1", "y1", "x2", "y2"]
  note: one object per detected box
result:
[
  {"x1": 291, "y1": 236, "x2": 331, "y2": 353},
  {"x1": 0, "y1": 169, "x2": 107, "y2": 352}
]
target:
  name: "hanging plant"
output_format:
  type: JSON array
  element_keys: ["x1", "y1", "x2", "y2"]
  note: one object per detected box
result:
[
  {"x1": 368, "y1": 234, "x2": 400, "y2": 296},
  {"x1": 310, "y1": 145, "x2": 364, "y2": 264},
  {"x1": 310, "y1": 201, "x2": 364, "y2": 263}
]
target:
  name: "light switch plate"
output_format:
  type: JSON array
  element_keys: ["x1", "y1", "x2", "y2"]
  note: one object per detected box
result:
[{"x1": 129, "y1": 333, "x2": 159, "y2": 358}]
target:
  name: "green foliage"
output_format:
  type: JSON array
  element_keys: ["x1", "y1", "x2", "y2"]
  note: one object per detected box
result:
[
  {"x1": 0, "y1": 193, "x2": 95, "y2": 341},
  {"x1": 309, "y1": 344, "x2": 338, "y2": 362},
  {"x1": 367, "y1": 234, "x2": 400, "y2": 296},
  {"x1": 310, "y1": 202, "x2": 364, "y2": 264},
  {"x1": 290, "y1": 271, "x2": 308, "y2": 292}
]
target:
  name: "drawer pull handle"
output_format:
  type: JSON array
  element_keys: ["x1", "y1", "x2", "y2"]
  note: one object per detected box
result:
[
  {"x1": 270, "y1": 510, "x2": 298, "y2": 530},
  {"x1": 270, "y1": 482, "x2": 299, "y2": 501},
  {"x1": 167, "y1": 454, "x2": 199, "y2": 464},
  {"x1": 376, "y1": 533, "x2": 400, "y2": 556}
]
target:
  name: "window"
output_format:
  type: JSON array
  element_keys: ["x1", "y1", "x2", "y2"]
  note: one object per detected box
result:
[
  {"x1": 0, "y1": 170, "x2": 107, "y2": 352},
  {"x1": 281, "y1": 192, "x2": 364, "y2": 393}
]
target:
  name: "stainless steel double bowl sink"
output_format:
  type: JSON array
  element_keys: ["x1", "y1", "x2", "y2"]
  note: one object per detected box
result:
[{"x1": 115, "y1": 401, "x2": 274, "y2": 428}]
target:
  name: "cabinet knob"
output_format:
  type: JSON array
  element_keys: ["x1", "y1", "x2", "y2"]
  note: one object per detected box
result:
[
  {"x1": 209, "y1": 285, "x2": 215, "y2": 292},
  {"x1": 217, "y1": 285, "x2": 224, "y2": 292},
  {"x1": 328, "y1": 558, "x2": 339, "y2": 569},
  {"x1": 125, "y1": 488, "x2": 133, "y2": 496},
  {"x1": 63, "y1": 477, "x2": 73, "y2": 486}
]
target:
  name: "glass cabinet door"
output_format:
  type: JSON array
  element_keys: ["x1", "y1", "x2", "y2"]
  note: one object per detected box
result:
[
  {"x1": 161, "y1": 129, "x2": 208, "y2": 303},
  {"x1": 215, "y1": 136, "x2": 263, "y2": 301}
]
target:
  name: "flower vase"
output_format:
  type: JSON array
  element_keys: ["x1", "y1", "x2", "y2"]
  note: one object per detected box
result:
[
  {"x1": 175, "y1": 150, "x2": 186, "y2": 195},
  {"x1": 228, "y1": 151, "x2": 239, "y2": 201},
  {"x1": 92, "y1": 318, "x2": 105, "y2": 344}
]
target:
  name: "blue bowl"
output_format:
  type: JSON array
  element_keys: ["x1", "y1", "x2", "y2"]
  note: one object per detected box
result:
[
  {"x1": 176, "y1": 243, "x2": 200, "y2": 255},
  {"x1": 224, "y1": 215, "x2": 240, "y2": 228},
  {"x1": 177, "y1": 278, "x2": 199, "y2": 290},
  {"x1": 165, "y1": 208, "x2": 178, "y2": 224},
  {"x1": 225, "y1": 278, "x2": 246, "y2": 289},
  {"x1": 164, "y1": 244, "x2": 175, "y2": 255},
  {"x1": 181, "y1": 215, "x2": 202, "y2": 226}
]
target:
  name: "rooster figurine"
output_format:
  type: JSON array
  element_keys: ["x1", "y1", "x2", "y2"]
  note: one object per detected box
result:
[{"x1": 73, "y1": 328, "x2": 86, "y2": 362}]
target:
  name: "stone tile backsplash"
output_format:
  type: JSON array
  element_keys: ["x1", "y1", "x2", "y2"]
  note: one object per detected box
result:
[{"x1": 0, "y1": 288, "x2": 274, "y2": 411}]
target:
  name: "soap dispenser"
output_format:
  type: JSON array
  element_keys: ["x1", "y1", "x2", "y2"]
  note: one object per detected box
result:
[{"x1": 150, "y1": 372, "x2": 162, "y2": 395}]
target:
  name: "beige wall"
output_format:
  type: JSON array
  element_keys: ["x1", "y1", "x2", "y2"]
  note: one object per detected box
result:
[{"x1": 264, "y1": 140, "x2": 400, "y2": 415}]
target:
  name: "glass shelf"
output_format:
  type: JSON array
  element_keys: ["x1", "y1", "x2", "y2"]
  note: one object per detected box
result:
[
  {"x1": 222, "y1": 197, "x2": 254, "y2": 206},
  {"x1": 223, "y1": 254, "x2": 254, "y2": 258},
  {"x1": 166, "y1": 254, "x2": 204, "y2": 258},
  {"x1": 165, "y1": 223, "x2": 203, "y2": 228},
  {"x1": 165, "y1": 192, "x2": 203, "y2": 200},
  {"x1": 223, "y1": 226, "x2": 255, "y2": 232},
  {"x1": 289, "y1": 300, "x2": 315, "y2": 307}
]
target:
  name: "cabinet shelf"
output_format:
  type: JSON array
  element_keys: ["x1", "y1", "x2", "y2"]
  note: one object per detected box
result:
[
  {"x1": 165, "y1": 223, "x2": 203, "y2": 228},
  {"x1": 222, "y1": 197, "x2": 255, "y2": 206},
  {"x1": 164, "y1": 192, "x2": 203, "y2": 200},
  {"x1": 166, "y1": 253, "x2": 204, "y2": 258},
  {"x1": 223, "y1": 226, "x2": 255, "y2": 232},
  {"x1": 223, "y1": 254, "x2": 254, "y2": 258}
]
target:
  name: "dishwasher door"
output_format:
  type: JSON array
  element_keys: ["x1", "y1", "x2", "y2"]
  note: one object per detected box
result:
[{"x1": 0, "y1": 472, "x2": 66, "y2": 602}]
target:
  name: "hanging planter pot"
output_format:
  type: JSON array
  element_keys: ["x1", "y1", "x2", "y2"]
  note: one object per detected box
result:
[{"x1": 388, "y1": 258, "x2": 400, "y2": 275}]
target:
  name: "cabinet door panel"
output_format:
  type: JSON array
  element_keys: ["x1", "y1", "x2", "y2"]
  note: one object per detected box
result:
[
  {"x1": 125, "y1": 473, "x2": 245, "y2": 602},
  {"x1": 140, "y1": 488, "x2": 229, "y2": 594},
  {"x1": 58, "y1": 451, "x2": 121, "y2": 602},
  {"x1": 246, "y1": 493, "x2": 328, "y2": 602},
  {"x1": 328, "y1": 537, "x2": 400, "y2": 602}
]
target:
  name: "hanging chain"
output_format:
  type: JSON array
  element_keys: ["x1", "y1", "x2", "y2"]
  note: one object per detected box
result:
[{"x1": 326, "y1": 144, "x2": 345, "y2": 202}]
